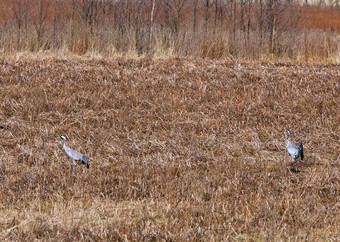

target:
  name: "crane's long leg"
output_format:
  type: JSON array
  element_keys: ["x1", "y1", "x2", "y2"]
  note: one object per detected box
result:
[{"x1": 71, "y1": 160, "x2": 76, "y2": 171}]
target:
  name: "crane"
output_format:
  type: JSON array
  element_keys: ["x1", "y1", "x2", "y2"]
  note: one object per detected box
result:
[
  {"x1": 286, "y1": 130, "x2": 304, "y2": 166},
  {"x1": 60, "y1": 136, "x2": 89, "y2": 169}
]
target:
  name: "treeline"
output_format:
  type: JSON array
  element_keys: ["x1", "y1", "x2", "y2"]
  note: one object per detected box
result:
[{"x1": 0, "y1": 0, "x2": 339, "y2": 61}]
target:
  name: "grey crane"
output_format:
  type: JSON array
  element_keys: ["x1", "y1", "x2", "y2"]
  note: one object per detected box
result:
[
  {"x1": 286, "y1": 130, "x2": 304, "y2": 166},
  {"x1": 60, "y1": 136, "x2": 89, "y2": 169}
]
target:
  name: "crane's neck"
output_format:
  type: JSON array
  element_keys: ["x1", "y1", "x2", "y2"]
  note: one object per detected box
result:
[
  {"x1": 286, "y1": 136, "x2": 291, "y2": 147},
  {"x1": 62, "y1": 139, "x2": 66, "y2": 148}
]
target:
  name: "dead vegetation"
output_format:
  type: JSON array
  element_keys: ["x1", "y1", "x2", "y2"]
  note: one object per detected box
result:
[
  {"x1": 1, "y1": 1, "x2": 340, "y2": 61},
  {"x1": 0, "y1": 57, "x2": 339, "y2": 240}
]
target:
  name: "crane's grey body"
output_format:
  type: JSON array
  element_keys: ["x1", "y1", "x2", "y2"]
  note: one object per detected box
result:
[
  {"x1": 286, "y1": 131, "x2": 304, "y2": 165},
  {"x1": 60, "y1": 136, "x2": 89, "y2": 169}
]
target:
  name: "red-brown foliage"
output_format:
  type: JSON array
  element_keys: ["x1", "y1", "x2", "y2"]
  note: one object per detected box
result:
[
  {"x1": 0, "y1": 1, "x2": 340, "y2": 60},
  {"x1": 299, "y1": 5, "x2": 340, "y2": 30}
]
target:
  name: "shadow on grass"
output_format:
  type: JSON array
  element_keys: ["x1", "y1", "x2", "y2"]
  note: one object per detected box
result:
[{"x1": 290, "y1": 167, "x2": 302, "y2": 173}]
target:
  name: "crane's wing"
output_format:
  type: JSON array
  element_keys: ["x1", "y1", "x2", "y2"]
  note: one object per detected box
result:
[
  {"x1": 287, "y1": 144, "x2": 299, "y2": 158},
  {"x1": 64, "y1": 146, "x2": 84, "y2": 161}
]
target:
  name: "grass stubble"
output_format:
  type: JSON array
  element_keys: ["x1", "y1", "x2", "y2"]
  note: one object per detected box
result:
[{"x1": 0, "y1": 57, "x2": 339, "y2": 240}]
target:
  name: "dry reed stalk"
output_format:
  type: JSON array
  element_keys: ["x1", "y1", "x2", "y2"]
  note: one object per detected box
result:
[{"x1": 0, "y1": 57, "x2": 339, "y2": 240}]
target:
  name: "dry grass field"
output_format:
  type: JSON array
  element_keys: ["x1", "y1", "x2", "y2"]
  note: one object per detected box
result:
[{"x1": 0, "y1": 57, "x2": 339, "y2": 240}]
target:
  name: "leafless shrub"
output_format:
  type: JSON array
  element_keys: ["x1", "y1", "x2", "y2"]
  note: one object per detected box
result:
[{"x1": 0, "y1": 1, "x2": 340, "y2": 61}]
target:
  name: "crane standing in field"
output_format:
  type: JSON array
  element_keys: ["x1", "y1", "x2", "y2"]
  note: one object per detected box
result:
[
  {"x1": 286, "y1": 130, "x2": 304, "y2": 166},
  {"x1": 60, "y1": 136, "x2": 89, "y2": 169}
]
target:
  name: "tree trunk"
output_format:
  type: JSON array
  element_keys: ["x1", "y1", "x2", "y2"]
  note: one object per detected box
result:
[
  {"x1": 193, "y1": 0, "x2": 197, "y2": 35},
  {"x1": 149, "y1": 0, "x2": 155, "y2": 50}
]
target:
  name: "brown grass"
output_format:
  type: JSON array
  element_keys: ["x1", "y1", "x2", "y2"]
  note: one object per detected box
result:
[{"x1": 0, "y1": 57, "x2": 339, "y2": 240}]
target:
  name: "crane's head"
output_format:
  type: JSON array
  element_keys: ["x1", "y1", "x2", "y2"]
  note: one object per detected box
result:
[
  {"x1": 286, "y1": 130, "x2": 291, "y2": 137},
  {"x1": 60, "y1": 135, "x2": 66, "y2": 141}
]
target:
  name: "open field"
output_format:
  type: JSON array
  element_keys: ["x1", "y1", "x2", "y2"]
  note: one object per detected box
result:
[{"x1": 0, "y1": 57, "x2": 339, "y2": 240}]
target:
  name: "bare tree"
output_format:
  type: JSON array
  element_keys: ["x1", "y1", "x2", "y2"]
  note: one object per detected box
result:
[
  {"x1": 213, "y1": 0, "x2": 223, "y2": 35},
  {"x1": 226, "y1": 0, "x2": 237, "y2": 54},
  {"x1": 70, "y1": 0, "x2": 99, "y2": 35},
  {"x1": 163, "y1": 0, "x2": 190, "y2": 52},
  {"x1": 240, "y1": 0, "x2": 245, "y2": 33},
  {"x1": 204, "y1": 0, "x2": 211, "y2": 38},
  {"x1": 53, "y1": 0, "x2": 58, "y2": 44},
  {"x1": 246, "y1": 0, "x2": 253, "y2": 44},
  {"x1": 149, "y1": 0, "x2": 156, "y2": 49},
  {"x1": 132, "y1": 0, "x2": 148, "y2": 55},
  {"x1": 267, "y1": 0, "x2": 276, "y2": 54},
  {"x1": 32, "y1": 0, "x2": 52, "y2": 48},
  {"x1": 10, "y1": 0, "x2": 26, "y2": 49},
  {"x1": 193, "y1": 0, "x2": 198, "y2": 35}
]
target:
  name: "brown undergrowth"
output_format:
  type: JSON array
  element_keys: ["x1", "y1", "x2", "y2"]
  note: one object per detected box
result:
[{"x1": 0, "y1": 57, "x2": 339, "y2": 240}]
